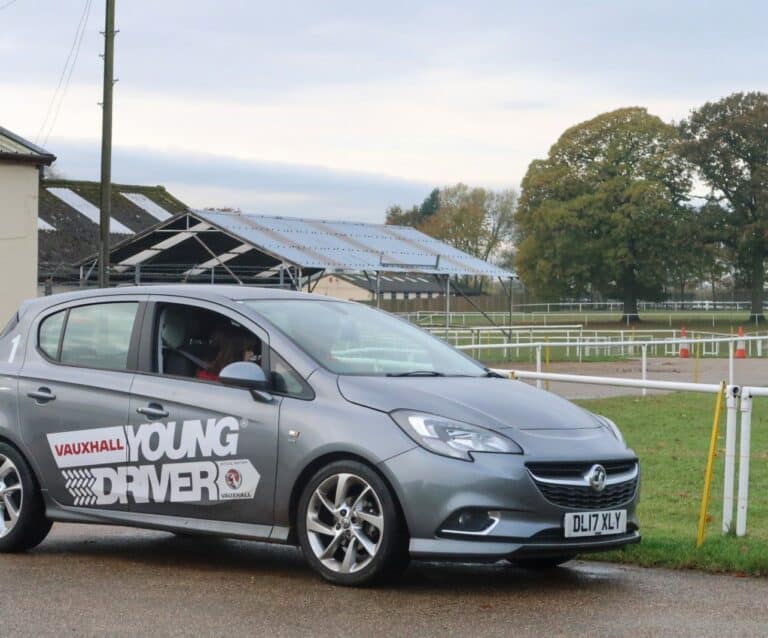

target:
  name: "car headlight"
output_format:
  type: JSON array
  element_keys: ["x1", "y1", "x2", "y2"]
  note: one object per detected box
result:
[
  {"x1": 597, "y1": 415, "x2": 625, "y2": 445},
  {"x1": 390, "y1": 411, "x2": 523, "y2": 461}
]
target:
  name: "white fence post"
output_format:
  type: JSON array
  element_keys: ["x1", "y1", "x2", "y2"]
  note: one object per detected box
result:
[
  {"x1": 535, "y1": 346, "x2": 542, "y2": 390},
  {"x1": 722, "y1": 385, "x2": 740, "y2": 533},
  {"x1": 736, "y1": 388, "x2": 753, "y2": 537},
  {"x1": 641, "y1": 345, "x2": 647, "y2": 397},
  {"x1": 729, "y1": 340, "x2": 735, "y2": 385}
]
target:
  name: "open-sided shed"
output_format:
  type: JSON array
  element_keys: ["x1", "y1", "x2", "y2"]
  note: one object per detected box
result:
[{"x1": 79, "y1": 209, "x2": 516, "y2": 318}]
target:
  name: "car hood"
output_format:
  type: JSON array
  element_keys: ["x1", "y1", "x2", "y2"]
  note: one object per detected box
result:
[{"x1": 337, "y1": 376, "x2": 603, "y2": 432}]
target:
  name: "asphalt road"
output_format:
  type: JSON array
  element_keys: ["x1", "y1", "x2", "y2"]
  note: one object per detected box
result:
[{"x1": 1, "y1": 524, "x2": 766, "y2": 637}]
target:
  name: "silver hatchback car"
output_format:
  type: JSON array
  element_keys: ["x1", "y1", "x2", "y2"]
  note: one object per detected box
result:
[{"x1": 0, "y1": 285, "x2": 639, "y2": 585}]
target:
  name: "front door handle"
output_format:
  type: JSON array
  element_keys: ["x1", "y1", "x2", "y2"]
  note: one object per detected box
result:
[
  {"x1": 136, "y1": 403, "x2": 169, "y2": 419},
  {"x1": 27, "y1": 387, "x2": 56, "y2": 404}
]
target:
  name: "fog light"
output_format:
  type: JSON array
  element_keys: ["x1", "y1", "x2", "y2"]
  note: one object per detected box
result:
[{"x1": 440, "y1": 509, "x2": 501, "y2": 535}]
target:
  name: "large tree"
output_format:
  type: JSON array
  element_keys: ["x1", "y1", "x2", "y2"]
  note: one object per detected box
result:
[
  {"x1": 419, "y1": 184, "x2": 516, "y2": 263},
  {"x1": 385, "y1": 188, "x2": 440, "y2": 227},
  {"x1": 679, "y1": 92, "x2": 768, "y2": 321},
  {"x1": 387, "y1": 184, "x2": 516, "y2": 263},
  {"x1": 515, "y1": 107, "x2": 692, "y2": 322}
]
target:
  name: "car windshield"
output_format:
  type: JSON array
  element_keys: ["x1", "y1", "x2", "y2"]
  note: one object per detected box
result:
[{"x1": 245, "y1": 299, "x2": 485, "y2": 377}]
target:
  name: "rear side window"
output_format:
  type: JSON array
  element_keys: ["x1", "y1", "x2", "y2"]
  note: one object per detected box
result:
[
  {"x1": 39, "y1": 302, "x2": 139, "y2": 370},
  {"x1": 39, "y1": 311, "x2": 66, "y2": 359}
]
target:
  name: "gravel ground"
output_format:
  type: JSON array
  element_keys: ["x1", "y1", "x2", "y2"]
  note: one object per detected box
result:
[
  {"x1": 495, "y1": 357, "x2": 768, "y2": 399},
  {"x1": 0, "y1": 523, "x2": 766, "y2": 638}
]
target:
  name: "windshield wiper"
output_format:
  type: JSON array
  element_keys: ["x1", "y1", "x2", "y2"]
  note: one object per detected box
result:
[
  {"x1": 386, "y1": 370, "x2": 446, "y2": 377},
  {"x1": 483, "y1": 368, "x2": 507, "y2": 378}
]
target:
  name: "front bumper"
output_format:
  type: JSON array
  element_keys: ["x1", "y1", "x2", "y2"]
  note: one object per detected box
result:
[
  {"x1": 379, "y1": 446, "x2": 640, "y2": 560},
  {"x1": 409, "y1": 530, "x2": 641, "y2": 561}
]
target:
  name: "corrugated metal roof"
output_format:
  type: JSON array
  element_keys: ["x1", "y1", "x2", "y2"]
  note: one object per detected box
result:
[
  {"x1": 48, "y1": 188, "x2": 134, "y2": 234},
  {"x1": 121, "y1": 192, "x2": 173, "y2": 220},
  {"x1": 0, "y1": 126, "x2": 56, "y2": 165},
  {"x1": 40, "y1": 179, "x2": 190, "y2": 269},
  {"x1": 333, "y1": 273, "x2": 481, "y2": 295},
  {"x1": 196, "y1": 210, "x2": 514, "y2": 277}
]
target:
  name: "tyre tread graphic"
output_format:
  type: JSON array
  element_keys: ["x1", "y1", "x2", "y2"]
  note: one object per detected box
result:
[{"x1": 63, "y1": 468, "x2": 97, "y2": 506}]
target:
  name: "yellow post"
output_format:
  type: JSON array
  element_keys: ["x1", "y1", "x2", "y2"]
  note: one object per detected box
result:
[
  {"x1": 545, "y1": 336, "x2": 551, "y2": 391},
  {"x1": 696, "y1": 381, "x2": 726, "y2": 548},
  {"x1": 694, "y1": 340, "x2": 702, "y2": 384}
]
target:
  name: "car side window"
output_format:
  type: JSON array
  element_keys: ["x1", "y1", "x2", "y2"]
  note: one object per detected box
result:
[
  {"x1": 270, "y1": 348, "x2": 313, "y2": 400},
  {"x1": 58, "y1": 303, "x2": 138, "y2": 370},
  {"x1": 39, "y1": 310, "x2": 66, "y2": 360},
  {"x1": 155, "y1": 303, "x2": 264, "y2": 384}
]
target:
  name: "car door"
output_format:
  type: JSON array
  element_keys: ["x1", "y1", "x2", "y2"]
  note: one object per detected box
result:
[
  {"x1": 18, "y1": 296, "x2": 146, "y2": 510},
  {"x1": 127, "y1": 296, "x2": 280, "y2": 531}
]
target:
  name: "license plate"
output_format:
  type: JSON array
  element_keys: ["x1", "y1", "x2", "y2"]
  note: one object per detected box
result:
[{"x1": 564, "y1": 510, "x2": 626, "y2": 538}]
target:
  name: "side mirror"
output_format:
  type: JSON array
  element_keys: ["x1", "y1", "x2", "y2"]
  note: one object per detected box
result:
[{"x1": 219, "y1": 362, "x2": 272, "y2": 401}]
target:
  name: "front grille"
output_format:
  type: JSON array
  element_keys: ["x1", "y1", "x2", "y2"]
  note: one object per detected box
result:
[
  {"x1": 527, "y1": 459, "x2": 636, "y2": 480},
  {"x1": 527, "y1": 460, "x2": 639, "y2": 510},
  {"x1": 533, "y1": 478, "x2": 638, "y2": 509}
]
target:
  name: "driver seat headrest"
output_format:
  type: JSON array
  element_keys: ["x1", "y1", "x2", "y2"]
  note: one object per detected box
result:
[{"x1": 161, "y1": 308, "x2": 187, "y2": 349}]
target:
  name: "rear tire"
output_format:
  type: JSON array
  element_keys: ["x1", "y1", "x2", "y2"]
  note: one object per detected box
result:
[
  {"x1": 0, "y1": 443, "x2": 52, "y2": 552},
  {"x1": 510, "y1": 555, "x2": 576, "y2": 569},
  {"x1": 297, "y1": 460, "x2": 408, "y2": 586}
]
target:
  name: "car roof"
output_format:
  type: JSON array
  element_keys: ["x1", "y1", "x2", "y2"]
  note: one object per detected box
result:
[{"x1": 20, "y1": 285, "x2": 343, "y2": 317}]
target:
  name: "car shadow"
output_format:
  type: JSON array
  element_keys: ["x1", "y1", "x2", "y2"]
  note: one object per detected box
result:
[{"x1": 31, "y1": 525, "x2": 629, "y2": 593}]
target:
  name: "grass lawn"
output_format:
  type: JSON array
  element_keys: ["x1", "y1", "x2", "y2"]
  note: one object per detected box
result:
[{"x1": 576, "y1": 392, "x2": 768, "y2": 575}]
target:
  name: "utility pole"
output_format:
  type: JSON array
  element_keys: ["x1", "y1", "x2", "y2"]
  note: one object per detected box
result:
[{"x1": 98, "y1": 0, "x2": 116, "y2": 287}]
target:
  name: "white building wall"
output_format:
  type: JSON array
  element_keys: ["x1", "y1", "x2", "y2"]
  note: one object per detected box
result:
[
  {"x1": 313, "y1": 275, "x2": 372, "y2": 301},
  {"x1": 0, "y1": 163, "x2": 39, "y2": 322}
]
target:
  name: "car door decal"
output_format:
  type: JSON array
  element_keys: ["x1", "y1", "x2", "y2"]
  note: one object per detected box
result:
[
  {"x1": 7, "y1": 334, "x2": 20, "y2": 362},
  {"x1": 46, "y1": 417, "x2": 260, "y2": 507}
]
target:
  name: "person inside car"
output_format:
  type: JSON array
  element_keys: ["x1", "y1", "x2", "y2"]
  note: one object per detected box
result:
[{"x1": 196, "y1": 325, "x2": 261, "y2": 382}]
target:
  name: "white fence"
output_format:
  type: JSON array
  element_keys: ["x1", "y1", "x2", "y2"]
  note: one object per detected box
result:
[
  {"x1": 404, "y1": 305, "x2": 766, "y2": 328},
  {"x1": 408, "y1": 301, "x2": 758, "y2": 318},
  {"x1": 490, "y1": 368, "x2": 760, "y2": 539},
  {"x1": 460, "y1": 334, "x2": 768, "y2": 388},
  {"x1": 433, "y1": 325, "x2": 746, "y2": 359}
]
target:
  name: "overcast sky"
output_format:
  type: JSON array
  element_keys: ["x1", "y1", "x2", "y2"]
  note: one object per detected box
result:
[{"x1": 2, "y1": 1, "x2": 766, "y2": 220}]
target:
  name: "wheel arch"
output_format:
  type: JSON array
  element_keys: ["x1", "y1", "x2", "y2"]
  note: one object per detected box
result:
[
  {"x1": 0, "y1": 431, "x2": 45, "y2": 489},
  {"x1": 287, "y1": 451, "x2": 410, "y2": 545}
]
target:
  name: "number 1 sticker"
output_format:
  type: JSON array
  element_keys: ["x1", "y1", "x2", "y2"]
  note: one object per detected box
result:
[{"x1": 8, "y1": 335, "x2": 20, "y2": 363}]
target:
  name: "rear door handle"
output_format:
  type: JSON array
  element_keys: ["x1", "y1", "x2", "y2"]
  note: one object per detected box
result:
[
  {"x1": 27, "y1": 387, "x2": 56, "y2": 403},
  {"x1": 136, "y1": 403, "x2": 169, "y2": 419}
]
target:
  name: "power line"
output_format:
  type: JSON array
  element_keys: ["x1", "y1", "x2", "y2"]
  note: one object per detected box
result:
[
  {"x1": 42, "y1": 0, "x2": 93, "y2": 147},
  {"x1": 37, "y1": 0, "x2": 93, "y2": 145},
  {"x1": 0, "y1": 0, "x2": 21, "y2": 11},
  {"x1": 36, "y1": 0, "x2": 93, "y2": 145}
]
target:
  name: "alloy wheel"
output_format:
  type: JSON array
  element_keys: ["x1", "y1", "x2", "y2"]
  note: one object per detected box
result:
[
  {"x1": 0, "y1": 453, "x2": 22, "y2": 538},
  {"x1": 305, "y1": 472, "x2": 384, "y2": 574}
]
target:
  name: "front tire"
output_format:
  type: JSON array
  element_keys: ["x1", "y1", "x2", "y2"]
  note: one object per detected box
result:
[
  {"x1": 0, "y1": 443, "x2": 52, "y2": 552},
  {"x1": 297, "y1": 460, "x2": 408, "y2": 586}
]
